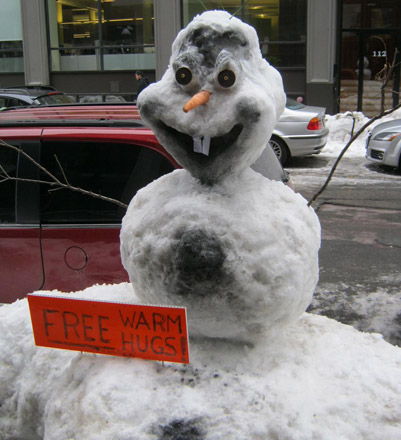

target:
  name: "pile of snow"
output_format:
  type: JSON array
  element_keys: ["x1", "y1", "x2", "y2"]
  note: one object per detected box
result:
[
  {"x1": 1, "y1": 283, "x2": 400, "y2": 440},
  {"x1": 323, "y1": 108, "x2": 401, "y2": 159}
]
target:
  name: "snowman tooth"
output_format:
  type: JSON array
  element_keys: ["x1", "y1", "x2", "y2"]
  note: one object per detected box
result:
[
  {"x1": 193, "y1": 136, "x2": 203, "y2": 153},
  {"x1": 193, "y1": 136, "x2": 211, "y2": 156},
  {"x1": 202, "y1": 136, "x2": 211, "y2": 156}
]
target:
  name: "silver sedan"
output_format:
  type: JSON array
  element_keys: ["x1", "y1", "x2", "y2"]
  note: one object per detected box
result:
[
  {"x1": 366, "y1": 119, "x2": 401, "y2": 171},
  {"x1": 269, "y1": 98, "x2": 329, "y2": 164}
]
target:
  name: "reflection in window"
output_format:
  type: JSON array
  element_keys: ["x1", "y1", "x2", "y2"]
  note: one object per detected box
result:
[
  {"x1": 0, "y1": 0, "x2": 23, "y2": 72},
  {"x1": 342, "y1": 3, "x2": 361, "y2": 29},
  {"x1": 0, "y1": 147, "x2": 18, "y2": 223},
  {"x1": 47, "y1": 0, "x2": 155, "y2": 72},
  {"x1": 40, "y1": 141, "x2": 174, "y2": 224},
  {"x1": 182, "y1": 0, "x2": 306, "y2": 68}
]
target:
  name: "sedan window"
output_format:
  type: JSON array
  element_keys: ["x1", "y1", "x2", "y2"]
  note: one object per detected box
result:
[
  {"x1": 40, "y1": 141, "x2": 174, "y2": 224},
  {"x1": 8, "y1": 98, "x2": 28, "y2": 108},
  {"x1": 36, "y1": 94, "x2": 75, "y2": 105}
]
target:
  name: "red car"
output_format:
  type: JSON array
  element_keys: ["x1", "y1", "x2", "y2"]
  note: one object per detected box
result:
[
  {"x1": 0, "y1": 104, "x2": 179, "y2": 303},
  {"x1": 0, "y1": 104, "x2": 288, "y2": 303}
]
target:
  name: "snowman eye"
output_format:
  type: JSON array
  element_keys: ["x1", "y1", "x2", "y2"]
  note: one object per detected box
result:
[
  {"x1": 218, "y1": 69, "x2": 236, "y2": 88},
  {"x1": 176, "y1": 67, "x2": 192, "y2": 85}
]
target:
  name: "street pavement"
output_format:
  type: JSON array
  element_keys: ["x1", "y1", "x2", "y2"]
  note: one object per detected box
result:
[{"x1": 287, "y1": 155, "x2": 401, "y2": 346}]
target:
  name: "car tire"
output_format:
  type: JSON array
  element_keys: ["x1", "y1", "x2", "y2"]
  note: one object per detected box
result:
[{"x1": 269, "y1": 136, "x2": 290, "y2": 165}]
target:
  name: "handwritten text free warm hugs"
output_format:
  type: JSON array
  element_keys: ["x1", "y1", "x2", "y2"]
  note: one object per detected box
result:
[{"x1": 28, "y1": 295, "x2": 189, "y2": 364}]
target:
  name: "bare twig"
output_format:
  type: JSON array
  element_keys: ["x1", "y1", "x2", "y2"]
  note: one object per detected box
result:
[
  {"x1": 54, "y1": 154, "x2": 70, "y2": 185},
  {"x1": 230, "y1": 0, "x2": 252, "y2": 18},
  {"x1": 0, "y1": 139, "x2": 62, "y2": 184},
  {"x1": 308, "y1": 102, "x2": 401, "y2": 207},
  {"x1": 371, "y1": 37, "x2": 398, "y2": 114},
  {"x1": 197, "y1": 0, "x2": 208, "y2": 11},
  {"x1": 350, "y1": 112, "x2": 356, "y2": 137},
  {"x1": 0, "y1": 139, "x2": 128, "y2": 209}
]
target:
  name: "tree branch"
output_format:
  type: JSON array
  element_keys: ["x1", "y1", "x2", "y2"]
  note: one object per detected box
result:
[
  {"x1": 308, "y1": 103, "x2": 401, "y2": 207},
  {"x1": 0, "y1": 139, "x2": 128, "y2": 209},
  {"x1": 54, "y1": 154, "x2": 70, "y2": 185}
]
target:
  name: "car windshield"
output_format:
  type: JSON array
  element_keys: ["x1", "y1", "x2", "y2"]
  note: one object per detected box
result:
[
  {"x1": 36, "y1": 94, "x2": 75, "y2": 105},
  {"x1": 286, "y1": 98, "x2": 305, "y2": 110}
]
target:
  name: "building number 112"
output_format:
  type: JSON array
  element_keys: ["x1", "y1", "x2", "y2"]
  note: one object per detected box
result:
[{"x1": 372, "y1": 50, "x2": 387, "y2": 58}]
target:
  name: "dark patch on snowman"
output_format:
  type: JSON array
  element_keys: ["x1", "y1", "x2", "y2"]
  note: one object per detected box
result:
[
  {"x1": 184, "y1": 25, "x2": 249, "y2": 68},
  {"x1": 171, "y1": 228, "x2": 233, "y2": 297},
  {"x1": 156, "y1": 121, "x2": 244, "y2": 161},
  {"x1": 157, "y1": 418, "x2": 205, "y2": 440}
]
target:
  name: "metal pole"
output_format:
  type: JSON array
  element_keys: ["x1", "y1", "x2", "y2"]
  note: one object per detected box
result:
[{"x1": 97, "y1": 0, "x2": 104, "y2": 71}]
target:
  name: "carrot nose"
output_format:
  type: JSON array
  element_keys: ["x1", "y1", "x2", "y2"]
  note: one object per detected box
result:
[{"x1": 183, "y1": 90, "x2": 211, "y2": 113}]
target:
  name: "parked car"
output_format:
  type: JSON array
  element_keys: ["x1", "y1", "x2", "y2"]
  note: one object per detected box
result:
[
  {"x1": 365, "y1": 119, "x2": 401, "y2": 171},
  {"x1": 0, "y1": 104, "x2": 287, "y2": 303},
  {"x1": 0, "y1": 86, "x2": 75, "y2": 109},
  {"x1": 269, "y1": 98, "x2": 329, "y2": 164}
]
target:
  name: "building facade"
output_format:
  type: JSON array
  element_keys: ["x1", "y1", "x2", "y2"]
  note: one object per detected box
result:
[{"x1": 0, "y1": 0, "x2": 399, "y2": 115}]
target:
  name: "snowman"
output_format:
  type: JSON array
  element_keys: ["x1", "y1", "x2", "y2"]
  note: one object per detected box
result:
[{"x1": 121, "y1": 11, "x2": 320, "y2": 345}]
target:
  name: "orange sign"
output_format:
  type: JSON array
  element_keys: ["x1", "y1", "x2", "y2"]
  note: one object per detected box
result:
[{"x1": 28, "y1": 294, "x2": 189, "y2": 364}]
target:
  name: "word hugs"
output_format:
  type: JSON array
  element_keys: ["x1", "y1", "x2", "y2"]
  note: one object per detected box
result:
[{"x1": 28, "y1": 294, "x2": 189, "y2": 364}]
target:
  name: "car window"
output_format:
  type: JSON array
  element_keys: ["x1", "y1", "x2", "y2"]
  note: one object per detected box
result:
[
  {"x1": 0, "y1": 146, "x2": 18, "y2": 223},
  {"x1": 40, "y1": 141, "x2": 174, "y2": 224},
  {"x1": 3, "y1": 98, "x2": 29, "y2": 108},
  {"x1": 37, "y1": 94, "x2": 75, "y2": 105},
  {"x1": 286, "y1": 97, "x2": 305, "y2": 110}
]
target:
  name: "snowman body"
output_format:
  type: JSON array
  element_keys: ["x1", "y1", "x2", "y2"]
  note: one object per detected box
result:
[{"x1": 121, "y1": 10, "x2": 321, "y2": 343}]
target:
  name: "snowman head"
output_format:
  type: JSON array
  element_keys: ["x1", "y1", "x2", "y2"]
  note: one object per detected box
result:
[{"x1": 138, "y1": 10, "x2": 286, "y2": 184}]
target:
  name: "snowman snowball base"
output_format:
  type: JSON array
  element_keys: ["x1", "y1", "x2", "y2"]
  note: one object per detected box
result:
[{"x1": 121, "y1": 168, "x2": 320, "y2": 343}]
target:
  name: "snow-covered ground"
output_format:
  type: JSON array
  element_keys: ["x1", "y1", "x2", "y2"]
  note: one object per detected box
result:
[
  {"x1": 1, "y1": 283, "x2": 401, "y2": 440},
  {"x1": 1, "y1": 110, "x2": 401, "y2": 439}
]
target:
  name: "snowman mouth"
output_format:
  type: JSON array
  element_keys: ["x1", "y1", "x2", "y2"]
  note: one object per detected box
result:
[{"x1": 160, "y1": 122, "x2": 243, "y2": 158}]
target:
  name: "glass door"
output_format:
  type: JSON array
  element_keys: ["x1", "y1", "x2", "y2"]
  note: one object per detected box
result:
[
  {"x1": 339, "y1": 0, "x2": 401, "y2": 116},
  {"x1": 339, "y1": 31, "x2": 360, "y2": 114},
  {"x1": 340, "y1": 31, "x2": 400, "y2": 116},
  {"x1": 361, "y1": 32, "x2": 399, "y2": 116}
]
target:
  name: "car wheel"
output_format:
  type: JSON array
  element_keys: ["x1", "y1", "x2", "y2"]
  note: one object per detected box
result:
[{"x1": 269, "y1": 136, "x2": 290, "y2": 165}]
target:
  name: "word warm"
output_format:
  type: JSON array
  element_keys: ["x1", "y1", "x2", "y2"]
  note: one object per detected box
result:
[{"x1": 28, "y1": 294, "x2": 189, "y2": 363}]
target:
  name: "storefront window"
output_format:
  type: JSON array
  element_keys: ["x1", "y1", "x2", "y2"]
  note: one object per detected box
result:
[
  {"x1": 342, "y1": 0, "x2": 400, "y2": 29},
  {"x1": 0, "y1": 0, "x2": 24, "y2": 72},
  {"x1": 47, "y1": 0, "x2": 155, "y2": 72},
  {"x1": 340, "y1": 0, "x2": 401, "y2": 116},
  {"x1": 182, "y1": 0, "x2": 306, "y2": 68}
]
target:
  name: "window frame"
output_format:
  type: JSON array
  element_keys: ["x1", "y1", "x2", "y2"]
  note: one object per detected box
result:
[
  {"x1": 0, "y1": 140, "x2": 41, "y2": 225},
  {"x1": 45, "y1": 0, "x2": 155, "y2": 73}
]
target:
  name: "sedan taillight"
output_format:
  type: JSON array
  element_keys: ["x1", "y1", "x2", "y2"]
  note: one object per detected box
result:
[{"x1": 307, "y1": 117, "x2": 323, "y2": 131}]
